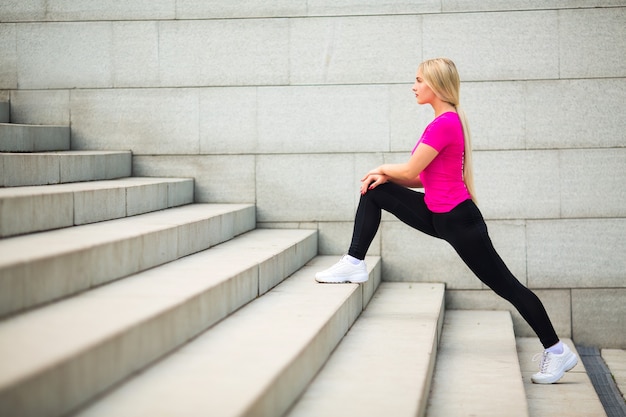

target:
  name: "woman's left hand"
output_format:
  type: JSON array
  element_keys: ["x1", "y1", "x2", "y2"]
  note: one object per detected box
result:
[{"x1": 360, "y1": 172, "x2": 388, "y2": 195}]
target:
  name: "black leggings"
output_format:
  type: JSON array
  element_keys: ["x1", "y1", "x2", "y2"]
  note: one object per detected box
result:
[{"x1": 349, "y1": 182, "x2": 559, "y2": 348}]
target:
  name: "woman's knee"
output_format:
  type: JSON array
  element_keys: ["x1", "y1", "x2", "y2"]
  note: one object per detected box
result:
[{"x1": 360, "y1": 182, "x2": 394, "y2": 204}]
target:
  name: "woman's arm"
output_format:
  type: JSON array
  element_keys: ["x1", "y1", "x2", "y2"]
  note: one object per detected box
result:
[
  {"x1": 361, "y1": 143, "x2": 438, "y2": 193},
  {"x1": 391, "y1": 176, "x2": 423, "y2": 188},
  {"x1": 375, "y1": 143, "x2": 438, "y2": 180}
]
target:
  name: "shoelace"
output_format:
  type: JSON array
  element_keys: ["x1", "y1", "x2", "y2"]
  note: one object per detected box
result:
[{"x1": 532, "y1": 351, "x2": 550, "y2": 373}]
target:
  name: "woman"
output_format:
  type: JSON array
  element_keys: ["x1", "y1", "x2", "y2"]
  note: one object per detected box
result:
[{"x1": 315, "y1": 58, "x2": 577, "y2": 384}]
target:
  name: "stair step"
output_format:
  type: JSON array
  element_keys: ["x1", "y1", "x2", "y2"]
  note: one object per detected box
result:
[
  {"x1": 0, "y1": 150, "x2": 131, "y2": 187},
  {"x1": 0, "y1": 203, "x2": 255, "y2": 317},
  {"x1": 516, "y1": 337, "x2": 607, "y2": 417},
  {"x1": 68, "y1": 256, "x2": 381, "y2": 417},
  {"x1": 286, "y1": 282, "x2": 445, "y2": 417},
  {"x1": 0, "y1": 228, "x2": 318, "y2": 417},
  {"x1": 0, "y1": 177, "x2": 194, "y2": 237},
  {"x1": 0, "y1": 102, "x2": 8, "y2": 123},
  {"x1": 426, "y1": 310, "x2": 529, "y2": 417},
  {"x1": 0, "y1": 123, "x2": 70, "y2": 152},
  {"x1": 602, "y1": 349, "x2": 626, "y2": 405}
]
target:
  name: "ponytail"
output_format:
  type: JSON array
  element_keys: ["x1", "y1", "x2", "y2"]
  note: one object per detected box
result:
[{"x1": 456, "y1": 105, "x2": 477, "y2": 204}]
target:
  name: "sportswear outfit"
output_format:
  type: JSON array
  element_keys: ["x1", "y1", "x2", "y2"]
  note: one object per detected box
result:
[{"x1": 315, "y1": 112, "x2": 577, "y2": 383}]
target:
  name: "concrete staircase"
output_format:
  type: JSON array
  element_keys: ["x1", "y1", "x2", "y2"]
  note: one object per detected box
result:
[
  {"x1": 0, "y1": 106, "x2": 609, "y2": 417},
  {"x1": 0, "y1": 113, "x2": 318, "y2": 417}
]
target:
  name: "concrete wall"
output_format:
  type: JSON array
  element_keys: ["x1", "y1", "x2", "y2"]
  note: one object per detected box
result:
[{"x1": 1, "y1": 1, "x2": 624, "y2": 347}]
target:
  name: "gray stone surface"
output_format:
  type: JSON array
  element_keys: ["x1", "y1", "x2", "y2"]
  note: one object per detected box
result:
[
  {"x1": 2, "y1": 0, "x2": 620, "y2": 22},
  {"x1": 8, "y1": 78, "x2": 623, "y2": 155},
  {"x1": 289, "y1": 15, "x2": 421, "y2": 85},
  {"x1": 437, "y1": 78, "x2": 625, "y2": 152},
  {"x1": 132, "y1": 155, "x2": 255, "y2": 204},
  {"x1": 46, "y1": 0, "x2": 175, "y2": 21},
  {"x1": 256, "y1": 153, "x2": 359, "y2": 223},
  {"x1": 0, "y1": 124, "x2": 70, "y2": 152},
  {"x1": 446, "y1": 289, "x2": 572, "y2": 338},
  {"x1": 0, "y1": 0, "x2": 46, "y2": 22},
  {"x1": 527, "y1": 218, "x2": 626, "y2": 288},
  {"x1": 0, "y1": 101, "x2": 8, "y2": 123},
  {"x1": 423, "y1": 11, "x2": 559, "y2": 81},
  {"x1": 125, "y1": 180, "x2": 168, "y2": 217},
  {"x1": 103, "y1": 151, "x2": 132, "y2": 179},
  {"x1": 308, "y1": 0, "x2": 441, "y2": 16},
  {"x1": 560, "y1": 148, "x2": 626, "y2": 218},
  {"x1": 0, "y1": 24, "x2": 17, "y2": 90},
  {"x1": 601, "y1": 349, "x2": 626, "y2": 401},
  {"x1": 472, "y1": 147, "x2": 626, "y2": 220},
  {"x1": 112, "y1": 22, "x2": 160, "y2": 88},
  {"x1": 257, "y1": 85, "x2": 389, "y2": 153},
  {"x1": 474, "y1": 150, "x2": 561, "y2": 220},
  {"x1": 559, "y1": 8, "x2": 626, "y2": 79},
  {"x1": 461, "y1": 82, "x2": 526, "y2": 151},
  {"x1": 16, "y1": 22, "x2": 113, "y2": 89},
  {"x1": 524, "y1": 79, "x2": 626, "y2": 149},
  {"x1": 73, "y1": 186, "x2": 126, "y2": 226},
  {"x1": 70, "y1": 89, "x2": 199, "y2": 154},
  {"x1": 199, "y1": 87, "x2": 258, "y2": 154},
  {"x1": 1, "y1": 152, "x2": 60, "y2": 186},
  {"x1": 40, "y1": 151, "x2": 132, "y2": 184},
  {"x1": 287, "y1": 283, "x2": 444, "y2": 417},
  {"x1": 0, "y1": 187, "x2": 74, "y2": 237},
  {"x1": 158, "y1": 19, "x2": 289, "y2": 87},
  {"x1": 308, "y1": 0, "x2": 440, "y2": 15},
  {"x1": 2, "y1": 6, "x2": 623, "y2": 90},
  {"x1": 9, "y1": 90, "x2": 70, "y2": 125},
  {"x1": 572, "y1": 288, "x2": 626, "y2": 347},
  {"x1": 443, "y1": 0, "x2": 623, "y2": 12},
  {"x1": 164, "y1": 178, "x2": 194, "y2": 207},
  {"x1": 0, "y1": 228, "x2": 316, "y2": 417},
  {"x1": 0, "y1": 204, "x2": 255, "y2": 317},
  {"x1": 0, "y1": 0, "x2": 174, "y2": 21},
  {"x1": 176, "y1": 0, "x2": 306, "y2": 19},
  {"x1": 427, "y1": 311, "x2": 529, "y2": 417},
  {"x1": 69, "y1": 257, "x2": 379, "y2": 417},
  {"x1": 59, "y1": 152, "x2": 105, "y2": 183}
]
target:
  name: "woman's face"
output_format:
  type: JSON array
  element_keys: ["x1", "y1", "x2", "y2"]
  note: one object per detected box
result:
[{"x1": 412, "y1": 69, "x2": 436, "y2": 105}]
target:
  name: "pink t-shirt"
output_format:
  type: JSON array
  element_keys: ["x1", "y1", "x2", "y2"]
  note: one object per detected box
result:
[{"x1": 411, "y1": 112, "x2": 471, "y2": 213}]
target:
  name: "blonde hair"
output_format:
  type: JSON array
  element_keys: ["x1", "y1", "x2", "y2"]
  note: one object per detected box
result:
[{"x1": 418, "y1": 58, "x2": 477, "y2": 203}]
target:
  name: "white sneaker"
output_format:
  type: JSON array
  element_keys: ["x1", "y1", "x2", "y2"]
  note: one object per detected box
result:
[
  {"x1": 315, "y1": 256, "x2": 369, "y2": 284},
  {"x1": 531, "y1": 343, "x2": 578, "y2": 384}
]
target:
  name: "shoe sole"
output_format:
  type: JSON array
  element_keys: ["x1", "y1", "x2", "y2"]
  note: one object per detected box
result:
[
  {"x1": 531, "y1": 352, "x2": 578, "y2": 384},
  {"x1": 314, "y1": 275, "x2": 369, "y2": 284},
  {"x1": 564, "y1": 354, "x2": 578, "y2": 372}
]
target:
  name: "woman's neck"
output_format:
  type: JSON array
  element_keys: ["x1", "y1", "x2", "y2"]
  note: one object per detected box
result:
[{"x1": 432, "y1": 100, "x2": 456, "y2": 117}]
